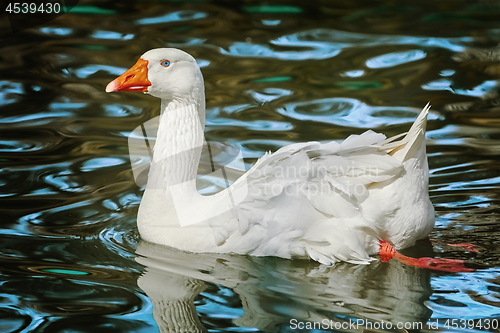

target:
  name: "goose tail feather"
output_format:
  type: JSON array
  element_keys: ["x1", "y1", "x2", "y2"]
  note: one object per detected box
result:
[{"x1": 383, "y1": 103, "x2": 430, "y2": 162}]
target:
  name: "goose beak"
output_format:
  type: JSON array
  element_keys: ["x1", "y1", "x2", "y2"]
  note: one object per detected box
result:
[{"x1": 106, "y1": 58, "x2": 151, "y2": 93}]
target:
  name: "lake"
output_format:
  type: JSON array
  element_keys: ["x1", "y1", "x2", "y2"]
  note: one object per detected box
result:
[{"x1": 1, "y1": 1, "x2": 500, "y2": 332}]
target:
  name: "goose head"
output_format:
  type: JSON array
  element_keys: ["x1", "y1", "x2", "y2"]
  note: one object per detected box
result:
[{"x1": 106, "y1": 48, "x2": 205, "y2": 104}]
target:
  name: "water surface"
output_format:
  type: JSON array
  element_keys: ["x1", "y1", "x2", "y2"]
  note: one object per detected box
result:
[{"x1": 1, "y1": 1, "x2": 500, "y2": 332}]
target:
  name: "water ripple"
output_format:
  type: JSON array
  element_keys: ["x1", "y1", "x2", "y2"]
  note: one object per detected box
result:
[
  {"x1": 0, "y1": 140, "x2": 47, "y2": 153},
  {"x1": 36, "y1": 27, "x2": 73, "y2": 36},
  {"x1": 2, "y1": 1, "x2": 500, "y2": 332},
  {"x1": 136, "y1": 10, "x2": 208, "y2": 25},
  {"x1": 247, "y1": 88, "x2": 293, "y2": 103},
  {"x1": 278, "y1": 98, "x2": 441, "y2": 128},
  {"x1": 288, "y1": 29, "x2": 472, "y2": 52},
  {"x1": 366, "y1": 50, "x2": 426, "y2": 68},
  {"x1": 423, "y1": 79, "x2": 498, "y2": 97},
  {"x1": 80, "y1": 157, "x2": 127, "y2": 172},
  {"x1": 428, "y1": 270, "x2": 500, "y2": 319},
  {"x1": 0, "y1": 112, "x2": 74, "y2": 125},
  {"x1": 222, "y1": 29, "x2": 472, "y2": 60},
  {"x1": 90, "y1": 30, "x2": 134, "y2": 40},
  {"x1": 62, "y1": 64, "x2": 127, "y2": 79},
  {"x1": 0, "y1": 81, "x2": 23, "y2": 106}
]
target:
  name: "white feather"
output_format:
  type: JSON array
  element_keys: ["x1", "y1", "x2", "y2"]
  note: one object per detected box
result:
[{"x1": 110, "y1": 48, "x2": 435, "y2": 265}]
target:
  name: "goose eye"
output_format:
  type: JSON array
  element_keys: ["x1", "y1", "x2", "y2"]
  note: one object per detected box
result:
[{"x1": 161, "y1": 60, "x2": 170, "y2": 67}]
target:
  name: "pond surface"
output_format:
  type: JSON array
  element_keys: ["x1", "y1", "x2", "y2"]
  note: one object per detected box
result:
[{"x1": 1, "y1": 1, "x2": 500, "y2": 332}]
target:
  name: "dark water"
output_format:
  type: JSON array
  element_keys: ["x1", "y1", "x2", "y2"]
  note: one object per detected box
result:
[{"x1": 1, "y1": 1, "x2": 500, "y2": 332}]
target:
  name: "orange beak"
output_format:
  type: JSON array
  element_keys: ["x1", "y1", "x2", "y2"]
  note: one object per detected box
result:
[{"x1": 106, "y1": 58, "x2": 151, "y2": 93}]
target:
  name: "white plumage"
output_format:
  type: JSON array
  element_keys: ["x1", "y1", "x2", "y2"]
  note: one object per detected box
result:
[{"x1": 107, "y1": 48, "x2": 435, "y2": 265}]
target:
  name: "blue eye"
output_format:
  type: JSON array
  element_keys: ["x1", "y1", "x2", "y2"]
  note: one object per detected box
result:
[{"x1": 161, "y1": 60, "x2": 170, "y2": 67}]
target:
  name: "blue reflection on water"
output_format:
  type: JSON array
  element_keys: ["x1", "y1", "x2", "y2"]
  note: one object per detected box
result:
[
  {"x1": 222, "y1": 29, "x2": 471, "y2": 59},
  {"x1": 278, "y1": 98, "x2": 441, "y2": 128},
  {"x1": 221, "y1": 42, "x2": 341, "y2": 60},
  {"x1": 437, "y1": 176, "x2": 500, "y2": 191},
  {"x1": 341, "y1": 70, "x2": 365, "y2": 78},
  {"x1": 0, "y1": 112, "x2": 74, "y2": 125},
  {"x1": 80, "y1": 157, "x2": 126, "y2": 172},
  {"x1": 166, "y1": 37, "x2": 207, "y2": 48},
  {"x1": 440, "y1": 80, "x2": 496, "y2": 97},
  {"x1": 49, "y1": 102, "x2": 87, "y2": 110},
  {"x1": 440, "y1": 69, "x2": 455, "y2": 76},
  {"x1": 136, "y1": 10, "x2": 207, "y2": 25},
  {"x1": 423, "y1": 79, "x2": 498, "y2": 97},
  {"x1": 199, "y1": 291, "x2": 245, "y2": 319},
  {"x1": 196, "y1": 59, "x2": 210, "y2": 68},
  {"x1": 19, "y1": 199, "x2": 95, "y2": 226},
  {"x1": 37, "y1": 27, "x2": 73, "y2": 36},
  {"x1": 434, "y1": 195, "x2": 491, "y2": 208},
  {"x1": 45, "y1": 171, "x2": 85, "y2": 193},
  {"x1": 207, "y1": 117, "x2": 293, "y2": 132},
  {"x1": 64, "y1": 65, "x2": 128, "y2": 79},
  {"x1": 423, "y1": 79, "x2": 452, "y2": 91},
  {"x1": 247, "y1": 88, "x2": 293, "y2": 103},
  {"x1": 103, "y1": 105, "x2": 142, "y2": 117},
  {"x1": 429, "y1": 270, "x2": 500, "y2": 320},
  {"x1": 262, "y1": 20, "x2": 281, "y2": 26},
  {"x1": 90, "y1": 30, "x2": 134, "y2": 40},
  {"x1": 289, "y1": 29, "x2": 471, "y2": 52},
  {"x1": 0, "y1": 81, "x2": 23, "y2": 105},
  {"x1": 366, "y1": 50, "x2": 426, "y2": 68},
  {"x1": 0, "y1": 140, "x2": 44, "y2": 153}
]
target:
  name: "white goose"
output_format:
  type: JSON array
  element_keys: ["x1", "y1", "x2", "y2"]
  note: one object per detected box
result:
[{"x1": 107, "y1": 48, "x2": 470, "y2": 272}]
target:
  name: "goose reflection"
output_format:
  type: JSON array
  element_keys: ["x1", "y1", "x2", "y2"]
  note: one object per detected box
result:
[{"x1": 136, "y1": 240, "x2": 434, "y2": 333}]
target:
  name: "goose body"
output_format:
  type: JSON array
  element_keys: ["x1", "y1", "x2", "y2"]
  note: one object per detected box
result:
[{"x1": 107, "y1": 48, "x2": 435, "y2": 266}]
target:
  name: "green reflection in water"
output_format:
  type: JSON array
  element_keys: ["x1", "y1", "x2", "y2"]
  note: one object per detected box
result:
[
  {"x1": 77, "y1": 45, "x2": 110, "y2": 50},
  {"x1": 253, "y1": 76, "x2": 292, "y2": 83},
  {"x1": 335, "y1": 81, "x2": 382, "y2": 90},
  {"x1": 70, "y1": 6, "x2": 116, "y2": 15},
  {"x1": 169, "y1": 26, "x2": 193, "y2": 33},
  {"x1": 242, "y1": 5, "x2": 303, "y2": 14},
  {"x1": 422, "y1": 13, "x2": 483, "y2": 23},
  {"x1": 41, "y1": 268, "x2": 90, "y2": 275},
  {"x1": 466, "y1": 3, "x2": 500, "y2": 11}
]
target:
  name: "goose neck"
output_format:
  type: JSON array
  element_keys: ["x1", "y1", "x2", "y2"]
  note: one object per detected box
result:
[{"x1": 154, "y1": 102, "x2": 205, "y2": 187}]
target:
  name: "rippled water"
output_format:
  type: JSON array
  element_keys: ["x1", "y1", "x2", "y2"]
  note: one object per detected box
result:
[{"x1": 2, "y1": 1, "x2": 500, "y2": 332}]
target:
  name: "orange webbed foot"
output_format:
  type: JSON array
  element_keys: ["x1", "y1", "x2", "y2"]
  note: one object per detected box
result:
[{"x1": 378, "y1": 240, "x2": 474, "y2": 273}]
